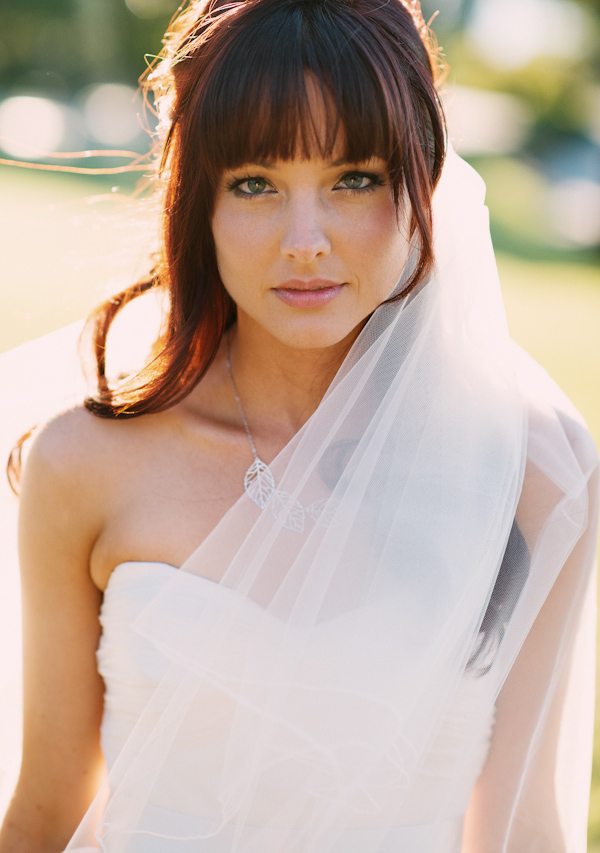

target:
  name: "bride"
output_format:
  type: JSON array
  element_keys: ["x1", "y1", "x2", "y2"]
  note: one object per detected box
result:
[{"x1": 1, "y1": 0, "x2": 598, "y2": 850}]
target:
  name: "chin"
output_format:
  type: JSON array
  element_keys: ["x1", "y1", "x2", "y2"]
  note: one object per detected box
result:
[{"x1": 270, "y1": 316, "x2": 366, "y2": 353}]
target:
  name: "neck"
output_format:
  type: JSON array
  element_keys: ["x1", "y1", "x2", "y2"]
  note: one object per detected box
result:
[{"x1": 228, "y1": 311, "x2": 362, "y2": 442}]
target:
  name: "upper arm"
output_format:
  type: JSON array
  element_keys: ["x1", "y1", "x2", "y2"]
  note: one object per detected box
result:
[
  {"x1": 462, "y1": 412, "x2": 599, "y2": 853},
  {"x1": 1, "y1": 410, "x2": 108, "y2": 850}
]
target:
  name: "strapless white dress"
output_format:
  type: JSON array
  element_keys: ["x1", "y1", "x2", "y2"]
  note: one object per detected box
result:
[{"x1": 91, "y1": 561, "x2": 497, "y2": 852}]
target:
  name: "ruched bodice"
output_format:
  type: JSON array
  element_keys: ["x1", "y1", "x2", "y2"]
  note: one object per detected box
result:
[
  {"x1": 97, "y1": 562, "x2": 177, "y2": 769},
  {"x1": 96, "y1": 561, "x2": 496, "y2": 851}
]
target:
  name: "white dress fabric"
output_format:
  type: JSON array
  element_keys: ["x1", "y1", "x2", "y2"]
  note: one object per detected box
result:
[
  {"x1": 0, "y1": 148, "x2": 598, "y2": 852},
  {"x1": 96, "y1": 561, "x2": 497, "y2": 852}
]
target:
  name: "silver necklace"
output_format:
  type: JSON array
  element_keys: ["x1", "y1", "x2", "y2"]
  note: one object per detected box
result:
[
  {"x1": 225, "y1": 335, "x2": 337, "y2": 532},
  {"x1": 226, "y1": 335, "x2": 276, "y2": 509}
]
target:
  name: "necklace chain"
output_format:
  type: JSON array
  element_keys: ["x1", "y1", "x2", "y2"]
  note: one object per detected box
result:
[
  {"x1": 226, "y1": 334, "x2": 276, "y2": 509},
  {"x1": 226, "y1": 335, "x2": 259, "y2": 463},
  {"x1": 224, "y1": 333, "x2": 335, "y2": 532}
]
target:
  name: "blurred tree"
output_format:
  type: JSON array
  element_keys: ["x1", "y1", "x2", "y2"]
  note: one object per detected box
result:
[
  {"x1": 1, "y1": 0, "x2": 597, "y2": 104},
  {"x1": 0, "y1": 0, "x2": 175, "y2": 95},
  {"x1": 423, "y1": 0, "x2": 599, "y2": 146},
  {"x1": 0, "y1": 0, "x2": 598, "y2": 197}
]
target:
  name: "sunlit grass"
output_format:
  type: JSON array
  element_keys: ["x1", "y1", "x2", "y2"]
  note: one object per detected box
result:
[{"x1": 0, "y1": 165, "x2": 156, "y2": 353}]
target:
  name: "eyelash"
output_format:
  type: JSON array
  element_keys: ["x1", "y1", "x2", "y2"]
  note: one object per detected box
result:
[{"x1": 226, "y1": 171, "x2": 384, "y2": 198}]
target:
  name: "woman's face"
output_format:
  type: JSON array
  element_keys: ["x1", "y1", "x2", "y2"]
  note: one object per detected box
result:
[{"x1": 211, "y1": 125, "x2": 411, "y2": 352}]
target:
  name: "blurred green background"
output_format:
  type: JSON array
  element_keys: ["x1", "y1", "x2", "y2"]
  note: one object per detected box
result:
[{"x1": 0, "y1": 0, "x2": 599, "y2": 843}]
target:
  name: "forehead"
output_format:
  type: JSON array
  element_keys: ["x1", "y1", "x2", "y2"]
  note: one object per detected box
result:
[{"x1": 197, "y1": 28, "x2": 395, "y2": 173}]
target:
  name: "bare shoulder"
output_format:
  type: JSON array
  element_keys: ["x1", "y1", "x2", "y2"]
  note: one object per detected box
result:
[
  {"x1": 18, "y1": 405, "x2": 146, "y2": 577},
  {"x1": 22, "y1": 403, "x2": 153, "y2": 492},
  {"x1": 517, "y1": 398, "x2": 599, "y2": 557},
  {"x1": 512, "y1": 346, "x2": 598, "y2": 484},
  {"x1": 555, "y1": 406, "x2": 599, "y2": 475},
  {"x1": 524, "y1": 398, "x2": 598, "y2": 491},
  {"x1": 24, "y1": 406, "x2": 98, "y2": 479}
]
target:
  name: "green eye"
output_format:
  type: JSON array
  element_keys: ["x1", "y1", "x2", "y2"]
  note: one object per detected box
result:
[
  {"x1": 245, "y1": 178, "x2": 268, "y2": 194},
  {"x1": 336, "y1": 172, "x2": 382, "y2": 192},
  {"x1": 342, "y1": 174, "x2": 368, "y2": 190},
  {"x1": 227, "y1": 175, "x2": 273, "y2": 198}
]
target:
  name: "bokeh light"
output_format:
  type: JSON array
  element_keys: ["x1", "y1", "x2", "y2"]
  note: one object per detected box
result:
[
  {"x1": 0, "y1": 96, "x2": 65, "y2": 159},
  {"x1": 444, "y1": 86, "x2": 532, "y2": 155},
  {"x1": 549, "y1": 179, "x2": 600, "y2": 247},
  {"x1": 468, "y1": 0, "x2": 587, "y2": 70},
  {"x1": 83, "y1": 83, "x2": 142, "y2": 146}
]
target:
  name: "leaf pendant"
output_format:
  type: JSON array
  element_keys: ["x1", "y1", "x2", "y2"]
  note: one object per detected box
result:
[
  {"x1": 270, "y1": 490, "x2": 305, "y2": 533},
  {"x1": 306, "y1": 498, "x2": 339, "y2": 527},
  {"x1": 244, "y1": 457, "x2": 276, "y2": 509}
]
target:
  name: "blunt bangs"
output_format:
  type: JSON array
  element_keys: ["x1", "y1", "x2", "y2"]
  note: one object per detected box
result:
[{"x1": 194, "y1": 1, "x2": 408, "y2": 179}]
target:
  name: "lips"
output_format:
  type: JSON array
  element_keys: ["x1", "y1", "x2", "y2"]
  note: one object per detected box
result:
[{"x1": 273, "y1": 279, "x2": 345, "y2": 308}]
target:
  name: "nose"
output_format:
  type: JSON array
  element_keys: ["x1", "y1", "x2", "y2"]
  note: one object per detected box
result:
[{"x1": 280, "y1": 195, "x2": 331, "y2": 263}]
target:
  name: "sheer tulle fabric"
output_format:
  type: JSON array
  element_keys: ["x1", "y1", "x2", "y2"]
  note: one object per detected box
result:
[{"x1": 0, "y1": 149, "x2": 597, "y2": 851}]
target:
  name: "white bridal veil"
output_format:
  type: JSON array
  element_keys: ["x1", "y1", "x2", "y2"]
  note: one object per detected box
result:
[{"x1": 1, "y1": 147, "x2": 598, "y2": 852}]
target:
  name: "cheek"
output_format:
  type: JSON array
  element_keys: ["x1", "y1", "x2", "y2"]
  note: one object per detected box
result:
[
  {"x1": 346, "y1": 200, "x2": 410, "y2": 283},
  {"x1": 212, "y1": 207, "x2": 241, "y2": 265},
  {"x1": 371, "y1": 196, "x2": 409, "y2": 249},
  {"x1": 212, "y1": 206, "x2": 273, "y2": 284},
  {"x1": 212, "y1": 209, "x2": 252, "y2": 290}
]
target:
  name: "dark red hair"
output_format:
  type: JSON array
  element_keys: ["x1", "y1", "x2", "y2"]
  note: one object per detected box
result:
[
  {"x1": 84, "y1": 0, "x2": 446, "y2": 417},
  {"x1": 8, "y1": 0, "x2": 446, "y2": 489}
]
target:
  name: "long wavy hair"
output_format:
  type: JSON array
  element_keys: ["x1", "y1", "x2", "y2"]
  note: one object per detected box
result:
[
  {"x1": 88, "y1": 0, "x2": 446, "y2": 414},
  {"x1": 8, "y1": 0, "x2": 446, "y2": 488}
]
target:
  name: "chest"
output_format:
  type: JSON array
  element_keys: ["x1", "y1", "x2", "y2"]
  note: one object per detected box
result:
[{"x1": 90, "y1": 425, "x2": 260, "y2": 589}]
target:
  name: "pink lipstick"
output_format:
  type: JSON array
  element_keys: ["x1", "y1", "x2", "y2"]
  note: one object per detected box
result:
[{"x1": 273, "y1": 279, "x2": 345, "y2": 308}]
